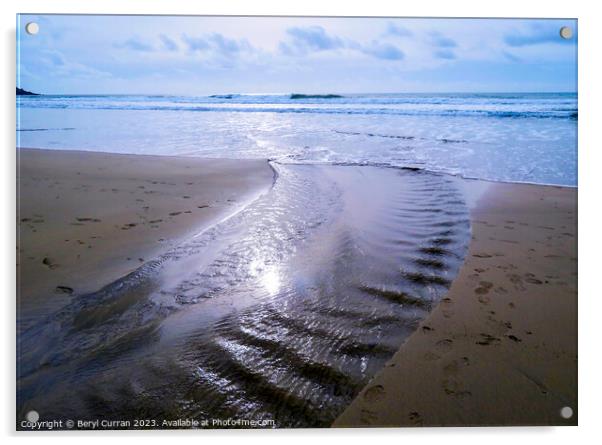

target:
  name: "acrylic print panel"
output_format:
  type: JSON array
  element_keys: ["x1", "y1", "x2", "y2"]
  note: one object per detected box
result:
[{"x1": 16, "y1": 15, "x2": 577, "y2": 430}]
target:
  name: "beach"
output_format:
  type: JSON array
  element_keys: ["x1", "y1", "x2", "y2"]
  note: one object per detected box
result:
[
  {"x1": 15, "y1": 13, "x2": 580, "y2": 432},
  {"x1": 16, "y1": 148, "x2": 577, "y2": 428},
  {"x1": 334, "y1": 181, "x2": 577, "y2": 427}
]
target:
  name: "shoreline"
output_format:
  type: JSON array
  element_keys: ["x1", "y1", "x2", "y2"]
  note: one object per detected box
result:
[
  {"x1": 334, "y1": 180, "x2": 577, "y2": 427},
  {"x1": 17, "y1": 146, "x2": 576, "y2": 190},
  {"x1": 17, "y1": 147, "x2": 274, "y2": 329}
]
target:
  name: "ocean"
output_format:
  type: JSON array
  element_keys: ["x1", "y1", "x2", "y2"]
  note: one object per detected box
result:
[{"x1": 17, "y1": 92, "x2": 577, "y2": 186}]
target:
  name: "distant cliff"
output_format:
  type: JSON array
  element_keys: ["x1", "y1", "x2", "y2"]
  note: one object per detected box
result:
[{"x1": 16, "y1": 87, "x2": 39, "y2": 96}]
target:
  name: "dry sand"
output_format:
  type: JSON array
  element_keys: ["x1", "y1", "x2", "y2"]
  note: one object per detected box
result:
[
  {"x1": 334, "y1": 181, "x2": 577, "y2": 427},
  {"x1": 17, "y1": 148, "x2": 274, "y2": 321}
]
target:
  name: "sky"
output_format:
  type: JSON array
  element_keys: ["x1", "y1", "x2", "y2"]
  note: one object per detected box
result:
[{"x1": 16, "y1": 15, "x2": 577, "y2": 95}]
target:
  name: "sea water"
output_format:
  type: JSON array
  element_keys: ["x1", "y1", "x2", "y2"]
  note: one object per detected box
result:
[{"x1": 17, "y1": 92, "x2": 577, "y2": 186}]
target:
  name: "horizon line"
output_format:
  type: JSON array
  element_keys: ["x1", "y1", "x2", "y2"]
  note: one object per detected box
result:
[{"x1": 17, "y1": 90, "x2": 578, "y2": 96}]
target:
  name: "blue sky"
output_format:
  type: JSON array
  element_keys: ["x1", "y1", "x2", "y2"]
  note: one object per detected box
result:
[{"x1": 17, "y1": 15, "x2": 577, "y2": 94}]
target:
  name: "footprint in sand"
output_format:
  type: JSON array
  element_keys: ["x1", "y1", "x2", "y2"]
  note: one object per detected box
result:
[
  {"x1": 434, "y1": 338, "x2": 453, "y2": 353},
  {"x1": 169, "y1": 212, "x2": 181, "y2": 216},
  {"x1": 359, "y1": 408, "x2": 378, "y2": 425},
  {"x1": 478, "y1": 295, "x2": 491, "y2": 305},
  {"x1": 524, "y1": 273, "x2": 543, "y2": 285},
  {"x1": 42, "y1": 257, "x2": 59, "y2": 270},
  {"x1": 507, "y1": 273, "x2": 526, "y2": 291},
  {"x1": 473, "y1": 253, "x2": 493, "y2": 258},
  {"x1": 443, "y1": 357, "x2": 470, "y2": 375},
  {"x1": 121, "y1": 223, "x2": 137, "y2": 230},
  {"x1": 475, "y1": 281, "x2": 493, "y2": 295},
  {"x1": 440, "y1": 297, "x2": 454, "y2": 319},
  {"x1": 441, "y1": 378, "x2": 472, "y2": 399},
  {"x1": 408, "y1": 411, "x2": 423, "y2": 426},
  {"x1": 423, "y1": 338, "x2": 453, "y2": 361},
  {"x1": 476, "y1": 333, "x2": 501, "y2": 346},
  {"x1": 55, "y1": 285, "x2": 74, "y2": 294},
  {"x1": 363, "y1": 384, "x2": 385, "y2": 403}
]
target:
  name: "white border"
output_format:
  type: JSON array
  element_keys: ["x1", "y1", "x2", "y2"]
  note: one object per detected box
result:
[{"x1": 2, "y1": 1, "x2": 600, "y2": 444}]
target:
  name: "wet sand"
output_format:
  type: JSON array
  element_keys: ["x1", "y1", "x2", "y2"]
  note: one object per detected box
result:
[
  {"x1": 334, "y1": 181, "x2": 577, "y2": 427},
  {"x1": 17, "y1": 148, "x2": 274, "y2": 327},
  {"x1": 17, "y1": 161, "x2": 472, "y2": 427}
]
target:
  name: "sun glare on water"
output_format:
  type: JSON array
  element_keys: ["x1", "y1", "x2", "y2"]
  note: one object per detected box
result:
[
  {"x1": 260, "y1": 269, "x2": 281, "y2": 295},
  {"x1": 250, "y1": 259, "x2": 282, "y2": 296}
]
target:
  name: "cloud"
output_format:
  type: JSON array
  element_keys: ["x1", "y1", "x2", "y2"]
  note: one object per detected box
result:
[
  {"x1": 361, "y1": 42, "x2": 405, "y2": 60},
  {"x1": 38, "y1": 49, "x2": 112, "y2": 79},
  {"x1": 429, "y1": 32, "x2": 457, "y2": 48},
  {"x1": 182, "y1": 34, "x2": 210, "y2": 52},
  {"x1": 279, "y1": 26, "x2": 345, "y2": 55},
  {"x1": 208, "y1": 33, "x2": 252, "y2": 55},
  {"x1": 159, "y1": 34, "x2": 179, "y2": 52},
  {"x1": 182, "y1": 33, "x2": 251, "y2": 56},
  {"x1": 279, "y1": 26, "x2": 404, "y2": 61},
  {"x1": 434, "y1": 49, "x2": 456, "y2": 60},
  {"x1": 504, "y1": 23, "x2": 575, "y2": 47},
  {"x1": 115, "y1": 37, "x2": 154, "y2": 52},
  {"x1": 386, "y1": 23, "x2": 413, "y2": 38}
]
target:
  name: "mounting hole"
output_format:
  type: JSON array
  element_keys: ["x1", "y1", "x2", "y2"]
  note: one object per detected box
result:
[
  {"x1": 25, "y1": 410, "x2": 39, "y2": 423},
  {"x1": 560, "y1": 406, "x2": 573, "y2": 419},
  {"x1": 25, "y1": 22, "x2": 39, "y2": 35},
  {"x1": 559, "y1": 26, "x2": 573, "y2": 40}
]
